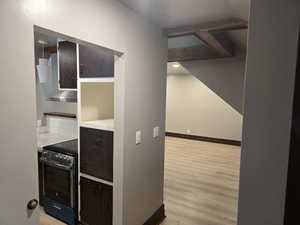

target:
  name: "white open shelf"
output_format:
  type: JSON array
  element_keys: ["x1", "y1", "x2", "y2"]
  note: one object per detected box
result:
[
  {"x1": 79, "y1": 77, "x2": 114, "y2": 83},
  {"x1": 80, "y1": 82, "x2": 114, "y2": 129},
  {"x1": 80, "y1": 119, "x2": 114, "y2": 131}
]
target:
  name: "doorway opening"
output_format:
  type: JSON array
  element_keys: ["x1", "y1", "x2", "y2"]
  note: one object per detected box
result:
[
  {"x1": 163, "y1": 21, "x2": 248, "y2": 225},
  {"x1": 34, "y1": 26, "x2": 123, "y2": 225}
]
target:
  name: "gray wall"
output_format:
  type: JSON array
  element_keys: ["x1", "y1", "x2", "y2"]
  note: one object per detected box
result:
[
  {"x1": 181, "y1": 57, "x2": 246, "y2": 114},
  {"x1": 165, "y1": 57, "x2": 245, "y2": 140},
  {"x1": 0, "y1": 1, "x2": 166, "y2": 225},
  {"x1": 166, "y1": 73, "x2": 243, "y2": 140},
  {"x1": 237, "y1": 1, "x2": 300, "y2": 225}
]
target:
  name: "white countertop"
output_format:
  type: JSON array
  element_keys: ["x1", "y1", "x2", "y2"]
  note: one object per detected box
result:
[{"x1": 80, "y1": 119, "x2": 114, "y2": 131}]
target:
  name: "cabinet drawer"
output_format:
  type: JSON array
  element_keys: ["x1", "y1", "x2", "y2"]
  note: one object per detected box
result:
[
  {"x1": 80, "y1": 177, "x2": 112, "y2": 225},
  {"x1": 80, "y1": 127, "x2": 113, "y2": 182}
]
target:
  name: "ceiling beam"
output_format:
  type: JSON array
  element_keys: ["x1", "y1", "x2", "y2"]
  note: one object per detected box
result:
[
  {"x1": 196, "y1": 31, "x2": 233, "y2": 57},
  {"x1": 165, "y1": 18, "x2": 248, "y2": 37},
  {"x1": 166, "y1": 18, "x2": 246, "y2": 61},
  {"x1": 168, "y1": 45, "x2": 228, "y2": 62}
]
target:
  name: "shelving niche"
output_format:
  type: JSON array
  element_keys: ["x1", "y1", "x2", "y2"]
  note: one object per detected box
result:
[
  {"x1": 77, "y1": 41, "x2": 123, "y2": 225},
  {"x1": 80, "y1": 81, "x2": 114, "y2": 131}
]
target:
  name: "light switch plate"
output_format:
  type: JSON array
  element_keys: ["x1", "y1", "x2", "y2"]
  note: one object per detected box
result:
[
  {"x1": 136, "y1": 130, "x2": 142, "y2": 145},
  {"x1": 153, "y1": 126, "x2": 159, "y2": 138}
]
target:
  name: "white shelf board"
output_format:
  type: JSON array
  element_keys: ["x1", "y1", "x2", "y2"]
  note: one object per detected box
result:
[
  {"x1": 80, "y1": 119, "x2": 114, "y2": 131},
  {"x1": 80, "y1": 173, "x2": 113, "y2": 186},
  {"x1": 79, "y1": 77, "x2": 114, "y2": 83}
]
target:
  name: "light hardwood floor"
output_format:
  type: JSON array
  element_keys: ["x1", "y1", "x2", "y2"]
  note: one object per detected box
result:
[
  {"x1": 40, "y1": 137, "x2": 241, "y2": 225},
  {"x1": 162, "y1": 137, "x2": 241, "y2": 225}
]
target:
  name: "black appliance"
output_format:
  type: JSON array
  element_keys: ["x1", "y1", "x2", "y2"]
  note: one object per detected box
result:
[{"x1": 40, "y1": 139, "x2": 78, "y2": 225}]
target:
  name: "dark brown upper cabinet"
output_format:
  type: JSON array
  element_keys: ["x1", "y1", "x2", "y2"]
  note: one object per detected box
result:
[
  {"x1": 79, "y1": 44, "x2": 114, "y2": 78},
  {"x1": 58, "y1": 41, "x2": 77, "y2": 89}
]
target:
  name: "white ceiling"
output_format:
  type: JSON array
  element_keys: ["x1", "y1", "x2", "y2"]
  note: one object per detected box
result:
[{"x1": 118, "y1": 0, "x2": 250, "y2": 28}]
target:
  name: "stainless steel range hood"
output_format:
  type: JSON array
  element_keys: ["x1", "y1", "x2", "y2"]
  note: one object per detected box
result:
[{"x1": 48, "y1": 90, "x2": 77, "y2": 103}]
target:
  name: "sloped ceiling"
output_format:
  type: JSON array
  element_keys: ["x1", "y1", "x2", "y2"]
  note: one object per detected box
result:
[{"x1": 118, "y1": 0, "x2": 250, "y2": 28}]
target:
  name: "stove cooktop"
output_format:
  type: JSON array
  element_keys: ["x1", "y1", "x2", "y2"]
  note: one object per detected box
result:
[{"x1": 43, "y1": 139, "x2": 78, "y2": 156}]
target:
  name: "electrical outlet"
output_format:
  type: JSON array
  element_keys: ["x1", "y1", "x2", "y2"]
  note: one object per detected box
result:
[
  {"x1": 136, "y1": 130, "x2": 142, "y2": 145},
  {"x1": 153, "y1": 126, "x2": 160, "y2": 138}
]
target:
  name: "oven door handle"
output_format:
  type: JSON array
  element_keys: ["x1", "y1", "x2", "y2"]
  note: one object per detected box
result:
[{"x1": 40, "y1": 159, "x2": 73, "y2": 171}]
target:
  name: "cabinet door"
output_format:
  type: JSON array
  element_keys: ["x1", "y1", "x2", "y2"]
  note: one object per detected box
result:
[
  {"x1": 79, "y1": 44, "x2": 114, "y2": 78},
  {"x1": 80, "y1": 177, "x2": 113, "y2": 225},
  {"x1": 80, "y1": 127, "x2": 113, "y2": 182},
  {"x1": 58, "y1": 41, "x2": 77, "y2": 89}
]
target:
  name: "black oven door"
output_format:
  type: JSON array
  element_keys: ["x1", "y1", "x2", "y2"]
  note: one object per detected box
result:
[{"x1": 43, "y1": 163, "x2": 74, "y2": 207}]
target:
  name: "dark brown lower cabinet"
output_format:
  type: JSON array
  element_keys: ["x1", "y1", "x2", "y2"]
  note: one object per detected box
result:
[
  {"x1": 80, "y1": 177, "x2": 113, "y2": 225},
  {"x1": 80, "y1": 127, "x2": 113, "y2": 182}
]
